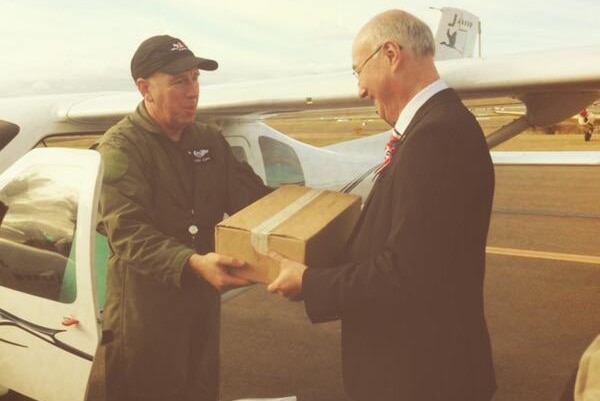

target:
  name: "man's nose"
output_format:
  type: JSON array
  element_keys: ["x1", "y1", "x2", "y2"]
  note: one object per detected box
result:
[{"x1": 188, "y1": 81, "x2": 199, "y2": 97}]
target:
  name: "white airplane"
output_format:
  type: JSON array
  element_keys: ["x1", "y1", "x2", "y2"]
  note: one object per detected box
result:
[
  {"x1": 491, "y1": 103, "x2": 599, "y2": 140},
  {"x1": 1, "y1": 7, "x2": 600, "y2": 401}
]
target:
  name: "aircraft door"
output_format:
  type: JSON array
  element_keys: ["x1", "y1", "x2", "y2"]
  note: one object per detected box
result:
[{"x1": 0, "y1": 148, "x2": 103, "y2": 401}]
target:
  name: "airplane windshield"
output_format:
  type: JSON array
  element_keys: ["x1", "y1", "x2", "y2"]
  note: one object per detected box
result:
[
  {"x1": 259, "y1": 136, "x2": 305, "y2": 187},
  {"x1": 0, "y1": 164, "x2": 83, "y2": 303}
]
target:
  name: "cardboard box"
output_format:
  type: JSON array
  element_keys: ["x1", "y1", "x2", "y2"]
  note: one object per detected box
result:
[{"x1": 215, "y1": 185, "x2": 361, "y2": 283}]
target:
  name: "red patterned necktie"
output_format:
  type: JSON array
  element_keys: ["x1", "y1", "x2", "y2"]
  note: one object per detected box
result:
[{"x1": 374, "y1": 129, "x2": 403, "y2": 177}]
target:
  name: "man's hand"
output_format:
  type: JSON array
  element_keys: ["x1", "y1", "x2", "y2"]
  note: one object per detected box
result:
[
  {"x1": 188, "y1": 253, "x2": 252, "y2": 292},
  {"x1": 267, "y1": 250, "x2": 307, "y2": 302}
]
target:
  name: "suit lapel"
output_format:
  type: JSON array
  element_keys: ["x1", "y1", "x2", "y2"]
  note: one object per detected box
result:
[{"x1": 360, "y1": 88, "x2": 459, "y2": 211}]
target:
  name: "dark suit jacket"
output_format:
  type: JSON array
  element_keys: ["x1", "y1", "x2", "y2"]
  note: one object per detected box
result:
[{"x1": 303, "y1": 88, "x2": 497, "y2": 401}]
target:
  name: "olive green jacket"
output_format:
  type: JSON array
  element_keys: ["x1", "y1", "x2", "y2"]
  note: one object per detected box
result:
[{"x1": 96, "y1": 102, "x2": 269, "y2": 397}]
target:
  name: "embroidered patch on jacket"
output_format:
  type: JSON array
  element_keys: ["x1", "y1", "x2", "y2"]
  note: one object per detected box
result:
[{"x1": 188, "y1": 148, "x2": 212, "y2": 163}]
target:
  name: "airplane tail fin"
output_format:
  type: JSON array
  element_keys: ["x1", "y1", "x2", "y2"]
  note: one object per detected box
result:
[{"x1": 433, "y1": 7, "x2": 480, "y2": 60}]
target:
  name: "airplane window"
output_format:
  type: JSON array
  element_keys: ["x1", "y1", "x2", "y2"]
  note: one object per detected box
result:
[
  {"x1": 0, "y1": 165, "x2": 82, "y2": 303},
  {"x1": 0, "y1": 120, "x2": 19, "y2": 151},
  {"x1": 230, "y1": 145, "x2": 248, "y2": 163},
  {"x1": 258, "y1": 136, "x2": 305, "y2": 187},
  {"x1": 35, "y1": 133, "x2": 104, "y2": 150}
]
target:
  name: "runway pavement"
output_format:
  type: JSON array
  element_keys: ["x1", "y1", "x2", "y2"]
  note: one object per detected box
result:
[{"x1": 5, "y1": 164, "x2": 600, "y2": 401}]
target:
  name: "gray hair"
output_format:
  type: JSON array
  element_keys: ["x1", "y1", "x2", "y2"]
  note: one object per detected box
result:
[{"x1": 363, "y1": 10, "x2": 435, "y2": 58}]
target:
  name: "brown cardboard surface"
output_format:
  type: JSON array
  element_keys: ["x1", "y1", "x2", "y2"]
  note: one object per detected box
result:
[{"x1": 215, "y1": 185, "x2": 361, "y2": 283}]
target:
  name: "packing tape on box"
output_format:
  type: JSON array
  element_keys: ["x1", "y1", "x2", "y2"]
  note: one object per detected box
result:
[{"x1": 251, "y1": 188, "x2": 322, "y2": 255}]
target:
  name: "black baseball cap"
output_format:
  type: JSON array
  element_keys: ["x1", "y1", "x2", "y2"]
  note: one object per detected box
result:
[{"x1": 130, "y1": 35, "x2": 218, "y2": 80}]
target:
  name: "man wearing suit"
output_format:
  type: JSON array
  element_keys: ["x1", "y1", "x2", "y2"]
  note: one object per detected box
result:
[{"x1": 268, "y1": 9, "x2": 497, "y2": 401}]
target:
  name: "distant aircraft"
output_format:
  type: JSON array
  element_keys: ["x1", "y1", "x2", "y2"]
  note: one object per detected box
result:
[
  {"x1": 1, "y1": 6, "x2": 600, "y2": 401},
  {"x1": 578, "y1": 109, "x2": 596, "y2": 141}
]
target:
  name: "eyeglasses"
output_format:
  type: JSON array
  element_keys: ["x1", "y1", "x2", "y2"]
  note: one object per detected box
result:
[{"x1": 352, "y1": 44, "x2": 383, "y2": 79}]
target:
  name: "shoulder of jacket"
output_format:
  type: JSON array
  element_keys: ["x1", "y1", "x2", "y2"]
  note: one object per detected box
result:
[
  {"x1": 98, "y1": 117, "x2": 149, "y2": 150},
  {"x1": 97, "y1": 118, "x2": 155, "y2": 183}
]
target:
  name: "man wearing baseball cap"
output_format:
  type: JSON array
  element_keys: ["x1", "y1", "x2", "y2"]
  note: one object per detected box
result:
[{"x1": 95, "y1": 35, "x2": 270, "y2": 401}]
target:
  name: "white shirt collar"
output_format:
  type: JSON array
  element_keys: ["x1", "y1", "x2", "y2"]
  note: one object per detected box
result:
[{"x1": 393, "y1": 79, "x2": 448, "y2": 137}]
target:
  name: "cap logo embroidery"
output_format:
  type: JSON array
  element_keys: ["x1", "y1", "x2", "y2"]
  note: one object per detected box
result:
[{"x1": 171, "y1": 41, "x2": 188, "y2": 52}]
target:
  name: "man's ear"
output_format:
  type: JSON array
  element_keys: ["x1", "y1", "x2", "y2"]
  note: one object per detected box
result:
[
  {"x1": 383, "y1": 41, "x2": 403, "y2": 71},
  {"x1": 136, "y1": 78, "x2": 153, "y2": 103}
]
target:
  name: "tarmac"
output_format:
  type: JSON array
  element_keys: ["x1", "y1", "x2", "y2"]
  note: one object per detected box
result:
[{"x1": 5, "y1": 164, "x2": 600, "y2": 401}]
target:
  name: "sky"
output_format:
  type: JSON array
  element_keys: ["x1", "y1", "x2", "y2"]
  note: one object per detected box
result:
[{"x1": 2, "y1": 0, "x2": 600, "y2": 97}]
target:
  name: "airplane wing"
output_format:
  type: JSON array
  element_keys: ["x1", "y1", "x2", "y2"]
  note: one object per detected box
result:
[
  {"x1": 492, "y1": 151, "x2": 600, "y2": 165},
  {"x1": 61, "y1": 45, "x2": 600, "y2": 134},
  {"x1": 2, "y1": 44, "x2": 599, "y2": 174}
]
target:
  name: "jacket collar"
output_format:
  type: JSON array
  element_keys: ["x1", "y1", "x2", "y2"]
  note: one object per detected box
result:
[
  {"x1": 401, "y1": 87, "x2": 457, "y2": 139},
  {"x1": 129, "y1": 101, "x2": 164, "y2": 136},
  {"x1": 394, "y1": 79, "x2": 448, "y2": 136},
  {"x1": 129, "y1": 101, "x2": 197, "y2": 141}
]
